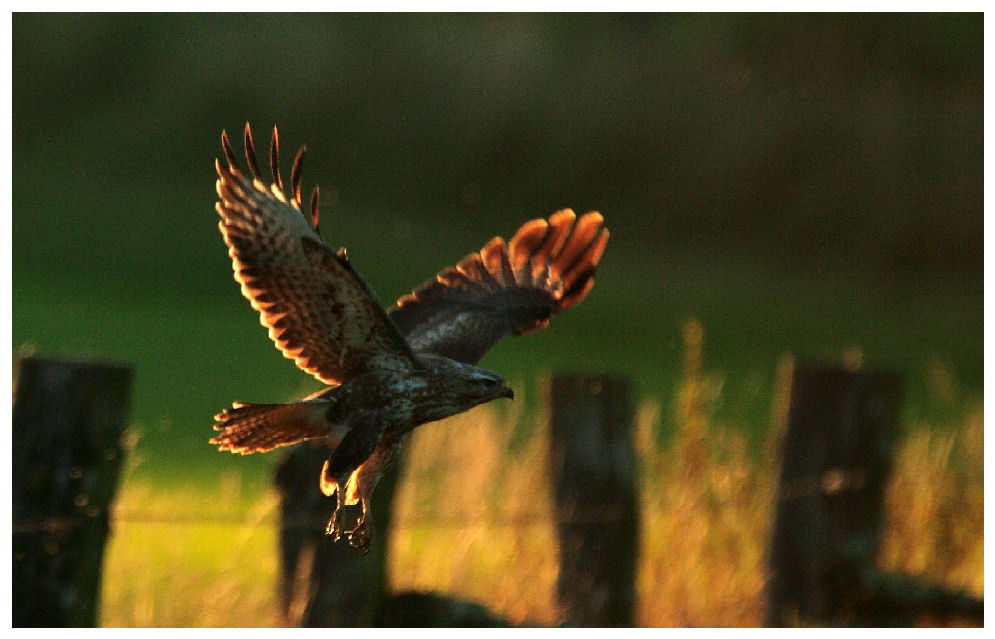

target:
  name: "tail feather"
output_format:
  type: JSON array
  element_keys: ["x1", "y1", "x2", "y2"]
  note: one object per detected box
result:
[{"x1": 210, "y1": 400, "x2": 334, "y2": 455}]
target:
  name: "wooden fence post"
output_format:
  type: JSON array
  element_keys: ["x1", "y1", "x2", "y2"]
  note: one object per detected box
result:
[
  {"x1": 12, "y1": 355, "x2": 133, "y2": 627},
  {"x1": 548, "y1": 373, "x2": 638, "y2": 627},
  {"x1": 274, "y1": 441, "x2": 401, "y2": 627},
  {"x1": 765, "y1": 360, "x2": 982, "y2": 626}
]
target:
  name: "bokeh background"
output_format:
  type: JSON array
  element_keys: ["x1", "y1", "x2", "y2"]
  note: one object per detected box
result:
[{"x1": 12, "y1": 13, "x2": 982, "y2": 626}]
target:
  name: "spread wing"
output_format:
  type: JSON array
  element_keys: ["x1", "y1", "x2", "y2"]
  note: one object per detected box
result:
[
  {"x1": 215, "y1": 123, "x2": 418, "y2": 386},
  {"x1": 388, "y1": 209, "x2": 608, "y2": 364}
]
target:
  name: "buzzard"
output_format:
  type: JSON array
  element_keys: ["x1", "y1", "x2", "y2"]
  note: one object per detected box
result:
[{"x1": 210, "y1": 124, "x2": 608, "y2": 551}]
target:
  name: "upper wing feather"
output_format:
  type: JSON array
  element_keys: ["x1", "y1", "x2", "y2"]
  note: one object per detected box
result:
[
  {"x1": 388, "y1": 209, "x2": 608, "y2": 364},
  {"x1": 216, "y1": 123, "x2": 418, "y2": 385}
]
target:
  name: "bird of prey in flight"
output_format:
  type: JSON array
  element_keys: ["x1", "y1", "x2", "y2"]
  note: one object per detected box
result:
[{"x1": 210, "y1": 124, "x2": 608, "y2": 552}]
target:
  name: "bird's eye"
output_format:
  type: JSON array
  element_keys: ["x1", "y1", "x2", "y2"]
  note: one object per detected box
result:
[{"x1": 473, "y1": 373, "x2": 500, "y2": 387}]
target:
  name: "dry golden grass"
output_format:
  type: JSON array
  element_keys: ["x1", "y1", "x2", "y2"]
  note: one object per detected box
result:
[
  {"x1": 384, "y1": 322, "x2": 982, "y2": 627},
  {"x1": 389, "y1": 396, "x2": 561, "y2": 625},
  {"x1": 100, "y1": 324, "x2": 983, "y2": 627},
  {"x1": 879, "y1": 401, "x2": 984, "y2": 597}
]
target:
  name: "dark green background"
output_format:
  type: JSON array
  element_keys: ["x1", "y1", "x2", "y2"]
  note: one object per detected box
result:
[{"x1": 12, "y1": 14, "x2": 982, "y2": 486}]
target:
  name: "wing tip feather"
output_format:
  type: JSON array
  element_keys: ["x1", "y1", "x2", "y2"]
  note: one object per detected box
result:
[{"x1": 269, "y1": 125, "x2": 284, "y2": 193}]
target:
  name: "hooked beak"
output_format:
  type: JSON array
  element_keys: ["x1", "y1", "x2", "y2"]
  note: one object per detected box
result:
[{"x1": 500, "y1": 385, "x2": 515, "y2": 400}]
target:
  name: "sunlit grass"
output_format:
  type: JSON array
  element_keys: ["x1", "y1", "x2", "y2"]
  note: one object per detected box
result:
[
  {"x1": 388, "y1": 390, "x2": 561, "y2": 626},
  {"x1": 100, "y1": 328, "x2": 982, "y2": 627},
  {"x1": 631, "y1": 320, "x2": 774, "y2": 627},
  {"x1": 879, "y1": 400, "x2": 985, "y2": 596},
  {"x1": 101, "y1": 476, "x2": 282, "y2": 627}
]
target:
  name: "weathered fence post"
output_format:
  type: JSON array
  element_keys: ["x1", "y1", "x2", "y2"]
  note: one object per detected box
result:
[
  {"x1": 766, "y1": 360, "x2": 901, "y2": 626},
  {"x1": 12, "y1": 354, "x2": 133, "y2": 627},
  {"x1": 766, "y1": 359, "x2": 982, "y2": 626},
  {"x1": 274, "y1": 440, "x2": 402, "y2": 627},
  {"x1": 548, "y1": 373, "x2": 638, "y2": 627}
]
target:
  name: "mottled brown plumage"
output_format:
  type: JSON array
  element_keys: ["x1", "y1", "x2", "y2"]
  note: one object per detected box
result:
[{"x1": 210, "y1": 123, "x2": 608, "y2": 551}]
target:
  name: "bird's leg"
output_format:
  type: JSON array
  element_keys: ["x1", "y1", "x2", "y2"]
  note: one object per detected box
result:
[
  {"x1": 321, "y1": 467, "x2": 368, "y2": 549},
  {"x1": 320, "y1": 483, "x2": 370, "y2": 553},
  {"x1": 323, "y1": 479, "x2": 362, "y2": 540},
  {"x1": 319, "y1": 417, "x2": 385, "y2": 550}
]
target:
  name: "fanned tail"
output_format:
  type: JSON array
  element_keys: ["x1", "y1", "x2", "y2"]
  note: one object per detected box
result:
[{"x1": 210, "y1": 400, "x2": 335, "y2": 455}]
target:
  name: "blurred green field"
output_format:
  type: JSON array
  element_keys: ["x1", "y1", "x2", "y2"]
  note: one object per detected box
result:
[{"x1": 12, "y1": 13, "x2": 981, "y2": 627}]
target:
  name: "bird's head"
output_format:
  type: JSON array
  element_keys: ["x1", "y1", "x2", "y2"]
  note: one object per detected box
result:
[
  {"x1": 460, "y1": 366, "x2": 515, "y2": 403},
  {"x1": 415, "y1": 355, "x2": 514, "y2": 419}
]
